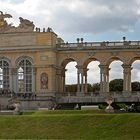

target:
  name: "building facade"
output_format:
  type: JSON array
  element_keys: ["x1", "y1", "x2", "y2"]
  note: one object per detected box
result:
[{"x1": 0, "y1": 12, "x2": 140, "y2": 109}]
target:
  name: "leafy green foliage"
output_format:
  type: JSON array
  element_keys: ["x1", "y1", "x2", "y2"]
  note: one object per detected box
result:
[
  {"x1": 65, "y1": 84, "x2": 77, "y2": 92},
  {"x1": 66, "y1": 83, "x2": 100, "y2": 92},
  {"x1": 92, "y1": 83, "x2": 100, "y2": 92},
  {"x1": 66, "y1": 79, "x2": 140, "y2": 92},
  {"x1": 98, "y1": 103, "x2": 107, "y2": 109},
  {"x1": 87, "y1": 84, "x2": 93, "y2": 92},
  {"x1": 109, "y1": 79, "x2": 123, "y2": 91},
  {"x1": 132, "y1": 81, "x2": 140, "y2": 91}
]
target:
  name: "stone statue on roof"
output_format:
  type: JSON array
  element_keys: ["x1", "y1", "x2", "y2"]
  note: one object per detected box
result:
[
  {"x1": 0, "y1": 11, "x2": 12, "y2": 32},
  {"x1": 0, "y1": 11, "x2": 35, "y2": 33},
  {"x1": 18, "y1": 17, "x2": 35, "y2": 31}
]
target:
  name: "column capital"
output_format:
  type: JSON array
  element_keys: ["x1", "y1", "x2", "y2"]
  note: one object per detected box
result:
[
  {"x1": 99, "y1": 64, "x2": 109, "y2": 68},
  {"x1": 122, "y1": 64, "x2": 132, "y2": 74},
  {"x1": 99, "y1": 64, "x2": 110, "y2": 70},
  {"x1": 56, "y1": 69, "x2": 62, "y2": 75},
  {"x1": 122, "y1": 64, "x2": 132, "y2": 69},
  {"x1": 75, "y1": 65, "x2": 84, "y2": 69},
  {"x1": 61, "y1": 68, "x2": 67, "y2": 76},
  {"x1": 76, "y1": 65, "x2": 84, "y2": 74},
  {"x1": 99, "y1": 65, "x2": 110, "y2": 74},
  {"x1": 83, "y1": 68, "x2": 89, "y2": 76}
]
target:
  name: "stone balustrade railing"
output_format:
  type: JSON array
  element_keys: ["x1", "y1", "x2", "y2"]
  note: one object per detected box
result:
[
  {"x1": 56, "y1": 92, "x2": 140, "y2": 103},
  {"x1": 57, "y1": 41, "x2": 140, "y2": 50},
  {"x1": 56, "y1": 91, "x2": 140, "y2": 98}
]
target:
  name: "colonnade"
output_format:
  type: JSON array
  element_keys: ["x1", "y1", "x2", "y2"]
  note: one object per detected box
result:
[{"x1": 57, "y1": 64, "x2": 133, "y2": 93}]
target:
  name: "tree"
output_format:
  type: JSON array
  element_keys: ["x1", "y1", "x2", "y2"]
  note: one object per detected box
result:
[
  {"x1": 132, "y1": 81, "x2": 140, "y2": 91},
  {"x1": 93, "y1": 83, "x2": 100, "y2": 92},
  {"x1": 87, "y1": 84, "x2": 93, "y2": 92},
  {"x1": 65, "y1": 84, "x2": 77, "y2": 92},
  {"x1": 109, "y1": 79, "x2": 123, "y2": 91}
]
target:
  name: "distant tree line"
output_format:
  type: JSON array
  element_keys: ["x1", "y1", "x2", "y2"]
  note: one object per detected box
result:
[{"x1": 65, "y1": 79, "x2": 140, "y2": 92}]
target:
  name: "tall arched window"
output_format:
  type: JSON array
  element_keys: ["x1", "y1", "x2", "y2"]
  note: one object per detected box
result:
[
  {"x1": 17, "y1": 59, "x2": 33, "y2": 93},
  {"x1": 0, "y1": 60, "x2": 9, "y2": 89}
]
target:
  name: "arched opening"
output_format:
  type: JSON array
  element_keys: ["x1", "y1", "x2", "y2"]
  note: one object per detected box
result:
[
  {"x1": 17, "y1": 59, "x2": 33, "y2": 93},
  {"x1": 131, "y1": 60, "x2": 140, "y2": 91},
  {"x1": 109, "y1": 60, "x2": 123, "y2": 92},
  {"x1": 65, "y1": 62, "x2": 77, "y2": 92},
  {"x1": 0, "y1": 60, "x2": 10, "y2": 90},
  {"x1": 61, "y1": 58, "x2": 77, "y2": 93},
  {"x1": 87, "y1": 61, "x2": 100, "y2": 93}
]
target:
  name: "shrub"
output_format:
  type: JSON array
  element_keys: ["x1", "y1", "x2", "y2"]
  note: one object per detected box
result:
[
  {"x1": 116, "y1": 103, "x2": 127, "y2": 109},
  {"x1": 98, "y1": 104, "x2": 107, "y2": 109}
]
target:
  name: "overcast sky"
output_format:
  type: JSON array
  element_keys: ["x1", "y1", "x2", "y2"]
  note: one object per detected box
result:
[
  {"x1": 1, "y1": 0, "x2": 140, "y2": 84},
  {"x1": 1, "y1": 0, "x2": 140, "y2": 42}
]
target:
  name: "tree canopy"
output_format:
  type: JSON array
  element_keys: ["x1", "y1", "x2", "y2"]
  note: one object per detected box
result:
[
  {"x1": 132, "y1": 81, "x2": 140, "y2": 91},
  {"x1": 109, "y1": 79, "x2": 123, "y2": 91},
  {"x1": 65, "y1": 79, "x2": 140, "y2": 92}
]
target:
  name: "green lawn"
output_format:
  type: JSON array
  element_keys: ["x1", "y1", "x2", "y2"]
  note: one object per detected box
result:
[{"x1": 0, "y1": 110, "x2": 139, "y2": 140}]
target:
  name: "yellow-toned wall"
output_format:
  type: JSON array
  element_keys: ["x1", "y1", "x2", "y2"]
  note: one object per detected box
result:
[
  {"x1": 36, "y1": 32, "x2": 57, "y2": 46},
  {"x1": 0, "y1": 31, "x2": 58, "y2": 95},
  {"x1": 57, "y1": 50, "x2": 140, "y2": 67},
  {"x1": 1, "y1": 31, "x2": 140, "y2": 95}
]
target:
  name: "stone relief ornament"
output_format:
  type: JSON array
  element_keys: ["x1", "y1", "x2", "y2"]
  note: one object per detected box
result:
[
  {"x1": 41, "y1": 73, "x2": 48, "y2": 89},
  {"x1": 0, "y1": 11, "x2": 35, "y2": 33}
]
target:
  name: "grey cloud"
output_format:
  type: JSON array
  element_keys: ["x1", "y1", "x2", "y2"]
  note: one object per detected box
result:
[
  {"x1": 132, "y1": 61, "x2": 140, "y2": 70},
  {"x1": 0, "y1": 0, "x2": 25, "y2": 4},
  {"x1": 1, "y1": 0, "x2": 140, "y2": 83},
  {"x1": 45, "y1": 0, "x2": 140, "y2": 34},
  {"x1": 1, "y1": 0, "x2": 140, "y2": 35}
]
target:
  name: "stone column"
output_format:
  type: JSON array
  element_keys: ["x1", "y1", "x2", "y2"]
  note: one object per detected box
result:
[
  {"x1": 76, "y1": 65, "x2": 84, "y2": 93},
  {"x1": 106, "y1": 68, "x2": 110, "y2": 92},
  {"x1": 99, "y1": 65, "x2": 110, "y2": 93},
  {"x1": 9, "y1": 68, "x2": 13, "y2": 91},
  {"x1": 100, "y1": 66, "x2": 103, "y2": 93},
  {"x1": 11, "y1": 68, "x2": 17, "y2": 93},
  {"x1": 122, "y1": 64, "x2": 132, "y2": 92},
  {"x1": 56, "y1": 69, "x2": 62, "y2": 93},
  {"x1": 81, "y1": 70, "x2": 84, "y2": 93},
  {"x1": 83, "y1": 68, "x2": 88, "y2": 93},
  {"x1": 77, "y1": 69, "x2": 80, "y2": 92},
  {"x1": 32, "y1": 67, "x2": 37, "y2": 93},
  {"x1": 61, "y1": 68, "x2": 66, "y2": 92}
]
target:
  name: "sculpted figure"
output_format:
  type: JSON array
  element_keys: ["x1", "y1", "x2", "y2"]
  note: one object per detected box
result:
[
  {"x1": 19, "y1": 17, "x2": 35, "y2": 31},
  {"x1": 0, "y1": 11, "x2": 12, "y2": 32},
  {"x1": 0, "y1": 11, "x2": 35, "y2": 33},
  {"x1": 41, "y1": 73, "x2": 48, "y2": 89}
]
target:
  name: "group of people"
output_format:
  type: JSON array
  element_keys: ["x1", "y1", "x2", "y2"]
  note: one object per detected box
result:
[
  {"x1": 19, "y1": 92, "x2": 37, "y2": 100},
  {"x1": 0, "y1": 89, "x2": 14, "y2": 97},
  {"x1": 0, "y1": 89, "x2": 37, "y2": 100}
]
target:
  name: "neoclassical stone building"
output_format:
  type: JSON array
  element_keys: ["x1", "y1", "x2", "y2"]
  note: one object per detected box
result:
[{"x1": 0, "y1": 12, "x2": 140, "y2": 109}]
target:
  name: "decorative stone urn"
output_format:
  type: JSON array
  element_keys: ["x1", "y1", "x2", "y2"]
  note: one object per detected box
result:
[
  {"x1": 105, "y1": 99, "x2": 114, "y2": 113},
  {"x1": 13, "y1": 102, "x2": 21, "y2": 115}
]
